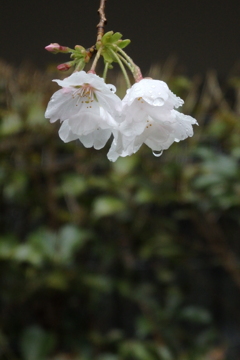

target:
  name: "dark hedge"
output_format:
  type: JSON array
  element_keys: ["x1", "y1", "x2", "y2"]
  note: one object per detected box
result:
[{"x1": 1, "y1": 61, "x2": 240, "y2": 360}]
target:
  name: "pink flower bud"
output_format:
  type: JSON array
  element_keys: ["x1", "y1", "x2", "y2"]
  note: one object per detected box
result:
[
  {"x1": 45, "y1": 43, "x2": 69, "y2": 54},
  {"x1": 57, "y1": 62, "x2": 72, "y2": 71}
]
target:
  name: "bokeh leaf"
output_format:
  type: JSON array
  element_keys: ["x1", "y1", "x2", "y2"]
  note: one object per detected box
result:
[{"x1": 20, "y1": 326, "x2": 55, "y2": 360}]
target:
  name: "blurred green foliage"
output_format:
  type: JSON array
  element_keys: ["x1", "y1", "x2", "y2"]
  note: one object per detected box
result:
[{"x1": 1, "y1": 60, "x2": 240, "y2": 359}]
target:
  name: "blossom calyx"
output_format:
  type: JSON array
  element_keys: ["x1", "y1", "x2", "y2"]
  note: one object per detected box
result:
[
  {"x1": 96, "y1": 31, "x2": 131, "y2": 66},
  {"x1": 73, "y1": 45, "x2": 95, "y2": 64},
  {"x1": 100, "y1": 31, "x2": 131, "y2": 49}
]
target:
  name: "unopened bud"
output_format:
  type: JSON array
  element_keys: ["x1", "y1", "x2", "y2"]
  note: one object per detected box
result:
[
  {"x1": 57, "y1": 62, "x2": 73, "y2": 71},
  {"x1": 45, "y1": 43, "x2": 69, "y2": 54}
]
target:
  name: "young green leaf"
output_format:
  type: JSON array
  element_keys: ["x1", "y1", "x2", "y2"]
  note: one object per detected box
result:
[{"x1": 117, "y1": 39, "x2": 131, "y2": 49}]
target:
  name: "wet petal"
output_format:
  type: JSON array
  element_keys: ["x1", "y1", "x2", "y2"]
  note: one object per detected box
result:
[
  {"x1": 80, "y1": 129, "x2": 111, "y2": 149},
  {"x1": 58, "y1": 120, "x2": 79, "y2": 143}
]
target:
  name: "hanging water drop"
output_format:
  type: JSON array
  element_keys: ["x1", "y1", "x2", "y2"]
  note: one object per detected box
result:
[{"x1": 152, "y1": 150, "x2": 163, "y2": 157}]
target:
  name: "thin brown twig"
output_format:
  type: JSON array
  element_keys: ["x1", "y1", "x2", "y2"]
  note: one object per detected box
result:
[{"x1": 97, "y1": 0, "x2": 107, "y2": 44}]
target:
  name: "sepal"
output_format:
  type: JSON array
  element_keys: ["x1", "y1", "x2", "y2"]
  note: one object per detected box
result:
[
  {"x1": 98, "y1": 31, "x2": 131, "y2": 65},
  {"x1": 109, "y1": 32, "x2": 123, "y2": 43},
  {"x1": 100, "y1": 31, "x2": 130, "y2": 49},
  {"x1": 117, "y1": 39, "x2": 131, "y2": 49}
]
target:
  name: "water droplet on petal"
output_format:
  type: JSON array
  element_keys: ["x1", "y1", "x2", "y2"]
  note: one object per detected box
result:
[
  {"x1": 153, "y1": 98, "x2": 164, "y2": 106},
  {"x1": 152, "y1": 150, "x2": 163, "y2": 157}
]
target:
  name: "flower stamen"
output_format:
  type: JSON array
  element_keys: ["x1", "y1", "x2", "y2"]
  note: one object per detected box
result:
[{"x1": 71, "y1": 83, "x2": 97, "y2": 106}]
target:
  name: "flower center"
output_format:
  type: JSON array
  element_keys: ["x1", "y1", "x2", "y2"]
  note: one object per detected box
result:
[{"x1": 72, "y1": 83, "x2": 97, "y2": 106}]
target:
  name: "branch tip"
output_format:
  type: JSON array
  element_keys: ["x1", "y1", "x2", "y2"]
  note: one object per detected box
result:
[{"x1": 97, "y1": 0, "x2": 107, "y2": 43}]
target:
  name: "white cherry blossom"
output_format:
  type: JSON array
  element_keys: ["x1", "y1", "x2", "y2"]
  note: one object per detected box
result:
[
  {"x1": 107, "y1": 78, "x2": 198, "y2": 161},
  {"x1": 45, "y1": 71, "x2": 122, "y2": 149}
]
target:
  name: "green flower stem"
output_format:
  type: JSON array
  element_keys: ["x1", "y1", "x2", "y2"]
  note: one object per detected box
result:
[
  {"x1": 75, "y1": 61, "x2": 85, "y2": 72},
  {"x1": 115, "y1": 45, "x2": 143, "y2": 82},
  {"x1": 114, "y1": 46, "x2": 135, "y2": 68},
  {"x1": 103, "y1": 62, "x2": 109, "y2": 81},
  {"x1": 117, "y1": 54, "x2": 134, "y2": 72},
  {"x1": 109, "y1": 49, "x2": 131, "y2": 88},
  {"x1": 90, "y1": 46, "x2": 103, "y2": 72}
]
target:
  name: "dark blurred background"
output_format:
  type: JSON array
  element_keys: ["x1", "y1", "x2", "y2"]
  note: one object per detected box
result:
[
  {"x1": 1, "y1": 1, "x2": 240, "y2": 360},
  {"x1": 1, "y1": 0, "x2": 240, "y2": 75}
]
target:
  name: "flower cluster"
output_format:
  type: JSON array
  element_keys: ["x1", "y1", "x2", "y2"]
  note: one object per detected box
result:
[{"x1": 45, "y1": 71, "x2": 198, "y2": 161}]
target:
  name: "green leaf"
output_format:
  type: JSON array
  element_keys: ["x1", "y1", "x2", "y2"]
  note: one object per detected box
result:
[
  {"x1": 156, "y1": 346, "x2": 173, "y2": 360},
  {"x1": 3, "y1": 171, "x2": 27, "y2": 200},
  {"x1": 112, "y1": 156, "x2": 138, "y2": 176},
  {"x1": 27, "y1": 229, "x2": 57, "y2": 261},
  {"x1": 56, "y1": 174, "x2": 87, "y2": 196},
  {"x1": 27, "y1": 225, "x2": 89, "y2": 265},
  {"x1": 14, "y1": 243, "x2": 43, "y2": 265},
  {"x1": 0, "y1": 112, "x2": 22, "y2": 135},
  {"x1": 57, "y1": 225, "x2": 89, "y2": 263},
  {"x1": 101, "y1": 31, "x2": 114, "y2": 45},
  {"x1": 83, "y1": 275, "x2": 112, "y2": 292},
  {"x1": 20, "y1": 326, "x2": 55, "y2": 360},
  {"x1": 179, "y1": 306, "x2": 212, "y2": 324},
  {"x1": 0, "y1": 235, "x2": 18, "y2": 259},
  {"x1": 97, "y1": 354, "x2": 119, "y2": 360},
  {"x1": 109, "y1": 32, "x2": 123, "y2": 43},
  {"x1": 136, "y1": 316, "x2": 154, "y2": 338},
  {"x1": 27, "y1": 103, "x2": 46, "y2": 127},
  {"x1": 101, "y1": 49, "x2": 115, "y2": 64},
  {"x1": 193, "y1": 173, "x2": 222, "y2": 189},
  {"x1": 92, "y1": 196, "x2": 126, "y2": 218},
  {"x1": 117, "y1": 39, "x2": 131, "y2": 49},
  {"x1": 120, "y1": 341, "x2": 155, "y2": 360},
  {"x1": 45, "y1": 270, "x2": 68, "y2": 290}
]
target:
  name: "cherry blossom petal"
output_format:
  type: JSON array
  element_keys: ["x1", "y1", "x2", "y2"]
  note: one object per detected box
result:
[
  {"x1": 58, "y1": 120, "x2": 79, "y2": 143},
  {"x1": 79, "y1": 129, "x2": 112, "y2": 149}
]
